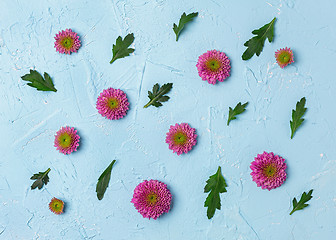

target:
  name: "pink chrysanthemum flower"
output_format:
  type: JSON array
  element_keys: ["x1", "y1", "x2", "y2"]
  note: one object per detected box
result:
[
  {"x1": 165, "y1": 123, "x2": 197, "y2": 155},
  {"x1": 54, "y1": 29, "x2": 81, "y2": 54},
  {"x1": 275, "y1": 47, "x2": 294, "y2": 68},
  {"x1": 54, "y1": 126, "x2": 80, "y2": 155},
  {"x1": 49, "y1": 197, "x2": 64, "y2": 215},
  {"x1": 250, "y1": 151, "x2": 287, "y2": 191},
  {"x1": 131, "y1": 180, "x2": 172, "y2": 220},
  {"x1": 196, "y1": 50, "x2": 231, "y2": 85},
  {"x1": 96, "y1": 88, "x2": 129, "y2": 120}
]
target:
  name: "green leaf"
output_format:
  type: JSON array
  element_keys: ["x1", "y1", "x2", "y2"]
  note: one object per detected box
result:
[
  {"x1": 144, "y1": 83, "x2": 173, "y2": 108},
  {"x1": 290, "y1": 189, "x2": 313, "y2": 215},
  {"x1": 173, "y1": 12, "x2": 198, "y2": 41},
  {"x1": 204, "y1": 166, "x2": 227, "y2": 219},
  {"x1": 96, "y1": 160, "x2": 116, "y2": 200},
  {"x1": 30, "y1": 168, "x2": 51, "y2": 190},
  {"x1": 21, "y1": 70, "x2": 57, "y2": 92},
  {"x1": 110, "y1": 33, "x2": 135, "y2": 64},
  {"x1": 290, "y1": 97, "x2": 307, "y2": 139},
  {"x1": 242, "y1": 17, "x2": 276, "y2": 60},
  {"x1": 227, "y1": 102, "x2": 249, "y2": 126}
]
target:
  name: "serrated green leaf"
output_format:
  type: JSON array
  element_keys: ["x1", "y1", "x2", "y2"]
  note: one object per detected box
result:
[
  {"x1": 159, "y1": 96, "x2": 170, "y2": 102},
  {"x1": 290, "y1": 97, "x2": 307, "y2": 139},
  {"x1": 30, "y1": 168, "x2": 51, "y2": 190},
  {"x1": 110, "y1": 33, "x2": 135, "y2": 64},
  {"x1": 148, "y1": 91, "x2": 154, "y2": 99},
  {"x1": 152, "y1": 102, "x2": 162, "y2": 107},
  {"x1": 242, "y1": 17, "x2": 276, "y2": 60},
  {"x1": 96, "y1": 160, "x2": 116, "y2": 200},
  {"x1": 152, "y1": 83, "x2": 159, "y2": 95},
  {"x1": 227, "y1": 102, "x2": 249, "y2": 126},
  {"x1": 144, "y1": 83, "x2": 173, "y2": 108},
  {"x1": 173, "y1": 12, "x2": 198, "y2": 41},
  {"x1": 204, "y1": 166, "x2": 227, "y2": 219},
  {"x1": 290, "y1": 189, "x2": 313, "y2": 215},
  {"x1": 21, "y1": 70, "x2": 57, "y2": 92}
]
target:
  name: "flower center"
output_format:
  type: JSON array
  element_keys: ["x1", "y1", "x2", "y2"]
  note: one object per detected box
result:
[
  {"x1": 52, "y1": 201, "x2": 62, "y2": 211},
  {"x1": 173, "y1": 132, "x2": 187, "y2": 145},
  {"x1": 279, "y1": 52, "x2": 290, "y2": 64},
  {"x1": 61, "y1": 37, "x2": 73, "y2": 49},
  {"x1": 107, "y1": 98, "x2": 119, "y2": 110},
  {"x1": 263, "y1": 165, "x2": 276, "y2": 178},
  {"x1": 59, "y1": 133, "x2": 72, "y2": 148},
  {"x1": 146, "y1": 193, "x2": 158, "y2": 205},
  {"x1": 206, "y1": 59, "x2": 221, "y2": 71}
]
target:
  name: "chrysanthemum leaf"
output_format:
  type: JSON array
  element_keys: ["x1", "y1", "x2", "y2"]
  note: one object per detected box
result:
[
  {"x1": 96, "y1": 160, "x2": 116, "y2": 200},
  {"x1": 159, "y1": 96, "x2": 170, "y2": 102},
  {"x1": 144, "y1": 83, "x2": 173, "y2": 108},
  {"x1": 152, "y1": 102, "x2": 162, "y2": 107},
  {"x1": 148, "y1": 91, "x2": 154, "y2": 99},
  {"x1": 290, "y1": 97, "x2": 307, "y2": 139},
  {"x1": 110, "y1": 33, "x2": 135, "y2": 64},
  {"x1": 30, "y1": 168, "x2": 51, "y2": 190},
  {"x1": 227, "y1": 102, "x2": 249, "y2": 126},
  {"x1": 242, "y1": 17, "x2": 276, "y2": 60},
  {"x1": 204, "y1": 166, "x2": 227, "y2": 219},
  {"x1": 152, "y1": 83, "x2": 160, "y2": 95},
  {"x1": 21, "y1": 70, "x2": 57, "y2": 92},
  {"x1": 290, "y1": 189, "x2": 313, "y2": 215},
  {"x1": 173, "y1": 12, "x2": 198, "y2": 41}
]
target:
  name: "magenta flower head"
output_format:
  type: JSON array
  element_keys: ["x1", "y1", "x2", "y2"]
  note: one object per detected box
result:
[
  {"x1": 54, "y1": 29, "x2": 81, "y2": 54},
  {"x1": 131, "y1": 179, "x2": 172, "y2": 220},
  {"x1": 54, "y1": 126, "x2": 80, "y2": 155},
  {"x1": 275, "y1": 47, "x2": 294, "y2": 68},
  {"x1": 96, "y1": 88, "x2": 129, "y2": 120},
  {"x1": 165, "y1": 123, "x2": 197, "y2": 155},
  {"x1": 196, "y1": 50, "x2": 231, "y2": 85},
  {"x1": 250, "y1": 151, "x2": 287, "y2": 191}
]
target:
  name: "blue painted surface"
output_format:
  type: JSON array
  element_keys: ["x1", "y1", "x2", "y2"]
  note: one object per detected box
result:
[{"x1": 0, "y1": 0, "x2": 335, "y2": 239}]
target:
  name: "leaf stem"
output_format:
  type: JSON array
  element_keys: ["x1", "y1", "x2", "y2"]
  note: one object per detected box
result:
[
  {"x1": 260, "y1": 17, "x2": 276, "y2": 40},
  {"x1": 143, "y1": 102, "x2": 151, "y2": 108},
  {"x1": 43, "y1": 168, "x2": 51, "y2": 177},
  {"x1": 110, "y1": 54, "x2": 119, "y2": 64}
]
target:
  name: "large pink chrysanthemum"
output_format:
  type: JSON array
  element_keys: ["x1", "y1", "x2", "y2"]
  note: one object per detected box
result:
[
  {"x1": 131, "y1": 180, "x2": 172, "y2": 220},
  {"x1": 165, "y1": 123, "x2": 197, "y2": 155},
  {"x1": 54, "y1": 126, "x2": 80, "y2": 155},
  {"x1": 54, "y1": 29, "x2": 81, "y2": 54},
  {"x1": 96, "y1": 88, "x2": 129, "y2": 120},
  {"x1": 196, "y1": 50, "x2": 231, "y2": 85},
  {"x1": 250, "y1": 151, "x2": 287, "y2": 191},
  {"x1": 275, "y1": 47, "x2": 294, "y2": 68}
]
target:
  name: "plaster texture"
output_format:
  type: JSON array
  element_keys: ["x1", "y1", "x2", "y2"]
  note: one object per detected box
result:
[{"x1": 0, "y1": 0, "x2": 335, "y2": 239}]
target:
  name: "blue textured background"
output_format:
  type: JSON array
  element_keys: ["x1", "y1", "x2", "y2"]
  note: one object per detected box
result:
[{"x1": 1, "y1": 0, "x2": 336, "y2": 239}]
